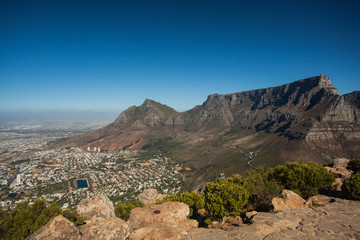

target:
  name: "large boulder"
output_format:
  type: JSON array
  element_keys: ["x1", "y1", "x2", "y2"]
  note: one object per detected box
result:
[
  {"x1": 128, "y1": 202, "x2": 197, "y2": 230},
  {"x1": 128, "y1": 202, "x2": 198, "y2": 240},
  {"x1": 77, "y1": 195, "x2": 131, "y2": 240},
  {"x1": 271, "y1": 189, "x2": 306, "y2": 212},
  {"x1": 77, "y1": 195, "x2": 115, "y2": 224},
  {"x1": 80, "y1": 217, "x2": 130, "y2": 240},
  {"x1": 26, "y1": 215, "x2": 80, "y2": 240},
  {"x1": 138, "y1": 188, "x2": 164, "y2": 205}
]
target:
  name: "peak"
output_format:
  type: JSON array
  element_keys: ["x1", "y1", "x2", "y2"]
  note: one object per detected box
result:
[
  {"x1": 144, "y1": 98, "x2": 155, "y2": 103},
  {"x1": 305, "y1": 74, "x2": 339, "y2": 95},
  {"x1": 140, "y1": 99, "x2": 178, "y2": 114},
  {"x1": 143, "y1": 99, "x2": 156, "y2": 105},
  {"x1": 141, "y1": 99, "x2": 161, "y2": 108},
  {"x1": 317, "y1": 74, "x2": 331, "y2": 84},
  {"x1": 141, "y1": 99, "x2": 160, "y2": 108}
]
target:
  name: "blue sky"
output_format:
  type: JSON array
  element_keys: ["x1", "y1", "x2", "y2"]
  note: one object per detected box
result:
[{"x1": 1, "y1": 0, "x2": 359, "y2": 113}]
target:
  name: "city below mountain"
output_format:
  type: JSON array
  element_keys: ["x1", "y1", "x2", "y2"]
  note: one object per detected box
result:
[{"x1": 50, "y1": 75, "x2": 360, "y2": 189}]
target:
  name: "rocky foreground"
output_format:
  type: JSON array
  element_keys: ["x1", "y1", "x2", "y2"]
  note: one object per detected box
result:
[
  {"x1": 190, "y1": 198, "x2": 360, "y2": 240},
  {"x1": 27, "y1": 192, "x2": 360, "y2": 240}
]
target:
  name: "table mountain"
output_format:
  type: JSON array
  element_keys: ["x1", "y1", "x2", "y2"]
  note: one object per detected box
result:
[{"x1": 49, "y1": 75, "x2": 360, "y2": 187}]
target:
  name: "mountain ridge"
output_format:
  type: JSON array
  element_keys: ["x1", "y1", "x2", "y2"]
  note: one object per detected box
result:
[{"x1": 49, "y1": 75, "x2": 360, "y2": 188}]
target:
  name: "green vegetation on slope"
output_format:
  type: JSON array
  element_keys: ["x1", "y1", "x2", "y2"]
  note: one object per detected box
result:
[
  {"x1": 342, "y1": 172, "x2": 360, "y2": 200},
  {"x1": 164, "y1": 161, "x2": 337, "y2": 222},
  {"x1": 204, "y1": 177, "x2": 250, "y2": 220},
  {"x1": 341, "y1": 155, "x2": 360, "y2": 200},
  {"x1": 272, "y1": 161, "x2": 335, "y2": 198},
  {"x1": 0, "y1": 199, "x2": 85, "y2": 240},
  {"x1": 347, "y1": 155, "x2": 360, "y2": 173}
]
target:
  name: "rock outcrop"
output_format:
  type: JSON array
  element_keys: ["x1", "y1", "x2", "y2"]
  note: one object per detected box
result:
[
  {"x1": 79, "y1": 217, "x2": 130, "y2": 240},
  {"x1": 26, "y1": 215, "x2": 80, "y2": 240},
  {"x1": 271, "y1": 189, "x2": 306, "y2": 212},
  {"x1": 325, "y1": 158, "x2": 353, "y2": 190},
  {"x1": 28, "y1": 193, "x2": 360, "y2": 240},
  {"x1": 77, "y1": 195, "x2": 130, "y2": 240},
  {"x1": 76, "y1": 195, "x2": 116, "y2": 224},
  {"x1": 128, "y1": 202, "x2": 198, "y2": 240},
  {"x1": 137, "y1": 188, "x2": 164, "y2": 205},
  {"x1": 187, "y1": 198, "x2": 360, "y2": 240}
]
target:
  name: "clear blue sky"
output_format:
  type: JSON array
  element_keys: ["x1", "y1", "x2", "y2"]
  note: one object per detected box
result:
[{"x1": 1, "y1": 0, "x2": 359, "y2": 113}]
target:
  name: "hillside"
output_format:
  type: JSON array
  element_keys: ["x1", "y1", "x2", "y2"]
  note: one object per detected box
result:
[{"x1": 49, "y1": 75, "x2": 360, "y2": 189}]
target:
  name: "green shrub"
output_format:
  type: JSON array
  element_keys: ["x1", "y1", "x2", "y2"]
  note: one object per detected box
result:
[
  {"x1": 161, "y1": 191, "x2": 204, "y2": 218},
  {"x1": 0, "y1": 199, "x2": 62, "y2": 240},
  {"x1": 342, "y1": 172, "x2": 360, "y2": 200},
  {"x1": 204, "y1": 218, "x2": 213, "y2": 226},
  {"x1": 244, "y1": 169, "x2": 283, "y2": 211},
  {"x1": 347, "y1": 155, "x2": 360, "y2": 173},
  {"x1": 204, "y1": 178, "x2": 250, "y2": 220},
  {"x1": 273, "y1": 161, "x2": 335, "y2": 198},
  {"x1": 114, "y1": 201, "x2": 143, "y2": 221},
  {"x1": 31, "y1": 202, "x2": 62, "y2": 231},
  {"x1": 62, "y1": 208, "x2": 86, "y2": 226},
  {"x1": 226, "y1": 174, "x2": 246, "y2": 185}
]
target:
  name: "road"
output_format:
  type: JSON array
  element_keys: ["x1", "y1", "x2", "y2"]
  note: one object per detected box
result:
[{"x1": 228, "y1": 146, "x2": 257, "y2": 170}]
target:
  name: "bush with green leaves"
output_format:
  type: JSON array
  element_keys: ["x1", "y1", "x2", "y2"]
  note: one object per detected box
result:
[
  {"x1": 204, "y1": 178, "x2": 250, "y2": 220},
  {"x1": 161, "y1": 191, "x2": 204, "y2": 218},
  {"x1": 341, "y1": 172, "x2": 360, "y2": 200},
  {"x1": 244, "y1": 169, "x2": 283, "y2": 211},
  {"x1": 347, "y1": 155, "x2": 360, "y2": 173},
  {"x1": 273, "y1": 161, "x2": 335, "y2": 198},
  {"x1": 61, "y1": 208, "x2": 86, "y2": 226},
  {"x1": 0, "y1": 199, "x2": 62, "y2": 240},
  {"x1": 114, "y1": 201, "x2": 143, "y2": 220}
]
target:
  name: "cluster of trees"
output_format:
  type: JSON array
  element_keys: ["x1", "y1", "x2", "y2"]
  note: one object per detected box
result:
[
  {"x1": 163, "y1": 161, "x2": 338, "y2": 222},
  {"x1": 0, "y1": 199, "x2": 85, "y2": 240},
  {"x1": 342, "y1": 156, "x2": 360, "y2": 200}
]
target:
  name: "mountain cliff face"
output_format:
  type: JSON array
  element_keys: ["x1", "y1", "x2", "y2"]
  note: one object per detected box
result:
[
  {"x1": 196, "y1": 74, "x2": 341, "y2": 135},
  {"x1": 50, "y1": 75, "x2": 360, "y2": 186}
]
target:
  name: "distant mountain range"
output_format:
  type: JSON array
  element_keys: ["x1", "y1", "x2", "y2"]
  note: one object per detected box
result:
[{"x1": 49, "y1": 75, "x2": 360, "y2": 189}]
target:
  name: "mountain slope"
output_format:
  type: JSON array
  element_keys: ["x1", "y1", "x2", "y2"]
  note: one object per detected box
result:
[{"x1": 49, "y1": 75, "x2": 360, "y2": 188}]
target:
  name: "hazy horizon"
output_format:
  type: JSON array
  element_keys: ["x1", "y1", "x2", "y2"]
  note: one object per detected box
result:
[{"x1": 0, "y1": 110, "x2": 119, "y2": 123}]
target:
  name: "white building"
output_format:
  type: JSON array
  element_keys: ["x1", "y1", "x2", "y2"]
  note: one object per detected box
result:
[{"x1": 16, "y1": 174, "x2": 21, "y2": 183}]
